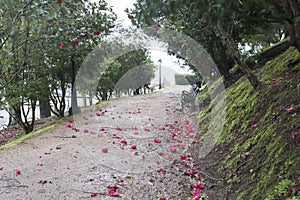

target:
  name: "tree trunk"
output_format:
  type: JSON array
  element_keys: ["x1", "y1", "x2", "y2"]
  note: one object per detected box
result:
[
  {"x1": 266, "y1": 0, "x2": 300, "y2": 53},
  {"x1": 70, "y1": 56, "x2": 80, "y2": 115},
  {"x1": 39, "y1": 98, "x2": 51, "y2": 118},
  {"x1": 8, "y1": 107, "x2": 17, "y2": 126},
  {"x1": 217, "y1": 19, "x2": 260, "y2": 89}
]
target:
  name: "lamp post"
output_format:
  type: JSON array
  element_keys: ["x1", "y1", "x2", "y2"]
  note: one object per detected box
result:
[{"x1": 158, "y1": 58, "x2": 162, "y2": 89}]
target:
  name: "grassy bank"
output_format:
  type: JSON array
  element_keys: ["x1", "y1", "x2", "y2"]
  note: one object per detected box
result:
[{"x1": 197, "y1": 46, "x2": 300, "y2": 199}]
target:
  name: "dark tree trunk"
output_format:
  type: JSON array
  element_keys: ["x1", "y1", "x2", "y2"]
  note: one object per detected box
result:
[
  {"x1": 266, "y1": 0, "x2": 300, "y2": 53},
  {"x1": 8, "y1": 107, "x2": 17, "y2": 126},
  {"x1": 39, "y1": 98, "x2": 51, "y2": 118},
  {"x1": 217, "y1": 19, "x2": 260, "y2": 89},
  {"x1": 70, "y1": 56, "x2": 80, "y2": 115},
  {"x1": 209, "y1": 41, "x2": 234, "y2": 86}
]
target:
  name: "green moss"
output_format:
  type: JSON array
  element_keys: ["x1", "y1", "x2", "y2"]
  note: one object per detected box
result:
[
  {"x1": 260, "y1": 47, "x2": 300, "y2": 81},
  {"x1": 197, "y1": 46, "x2": 300, "y2": 200},
  {"x1": 0, "y1": 123, "x2": 58, "y2": 151}
]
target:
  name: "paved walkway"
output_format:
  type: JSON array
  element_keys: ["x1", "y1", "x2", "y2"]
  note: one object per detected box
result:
[{"x1": 0, "y1": 85, "x2": 200, "y2": 200}]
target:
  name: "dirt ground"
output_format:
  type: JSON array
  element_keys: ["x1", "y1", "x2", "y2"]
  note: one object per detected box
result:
[{"x1": 0, "y1": 85, "x2": 205, "y2": 200}]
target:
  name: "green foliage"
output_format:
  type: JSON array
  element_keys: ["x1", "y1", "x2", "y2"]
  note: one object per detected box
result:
[
  {"x1": 128, "y1": 0, "x2": 290, "y2": 85},
  {"x1": 197, "y1": 45, "x2": 300, "y2": 199},
  {"x1": 265, "y1": 179, "x2": 300, "y2": 200},
  {"x1": 0, "y1": 0, "x2": 116, "y2": 132}
]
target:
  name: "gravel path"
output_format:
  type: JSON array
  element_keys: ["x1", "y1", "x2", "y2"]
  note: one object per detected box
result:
[{"x1": 0, "y1": 85, "x2": 200, "y2": 200}]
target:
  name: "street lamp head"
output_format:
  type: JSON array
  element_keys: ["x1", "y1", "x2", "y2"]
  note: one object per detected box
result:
[{"x1": 158, "y1": 58, "x2": 162, "y2": 64}]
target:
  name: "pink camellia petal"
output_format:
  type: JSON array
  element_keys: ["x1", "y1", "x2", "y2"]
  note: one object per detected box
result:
[
  {"x1": 44, "y1": 152, "x2": 51, "y2": 155},
  {"x1": 153, "y1": 25, "x2": 158, "y2": 30},
  {"x1": 193, "y1": 188, "x2": 201, "y2": 198},
  {"x1": 71, "y1": 134, "x2": 77, "y2": 138},
  {"x1": 59, "y1": 43, "x2": 65, "y2": 49},
  {"x1": 91, "y1": 191, "x2": 98, "y2": 197},
  {"x1": 107, "y1": 185, "x2": 120, "y2": 197},
  {"x1": 133, "y1": 151, "x2": 139, "y2": 155},
  {"x1": 37, "y1": 163, "x2": 43, "y2": 166},
  {"x1": 102, "y1": 147, "x2": 108, "y2": 153},
  {"x1": 195, "y1": 183, "x2": 205, "y2": 190},
  {"x1": 156, "y1": 168, "x2": 166, "y2": 175},
  {"x1": 121, "y1": 140, "x2": 127, "y2": 145},
  {"x1": 56, "y1": 0, "x2": 62, "y2": 3},
  {"x1": 0, "y1": 167, "x2": 3, "y2": 170},
  {"x1": 186, "y1": 125, "x2": 195, "y2": 133},
  {"x1": 144, "y1": 127, "x2": 150, "y2": 132},
  {"x1": 67, "y1": 119, "x2": 74, "y2": 123},
  {"x1": 286, "y1": 106, "x2": 294, "y2": 112},
  {"x1": 15, "y1": 169, "x2": 21, "y2": 175},
  {"x1": 130, "y1": 145, "x2": 137, "y2": 149},
  {"x1": 180, "y1": 155, "x2": 187, "y2": 160},
  {"x1": 73, "y1": 39, "x2": 78, "y2": 46},
  {"x1": 83, "y1": 129, "x2": 89, "y2": 133},
  {"x1": 108, "y1": 190, "x2": 120, "y2": 197},
  {"x1": 56, "y1": 146, "x2": 61, "y2": 149},
  {"x1": 290, "y1": 132, "x2": 298, "y2": 139},
  {"x1": 153, "y1": 138, "x2": 161, "y2": 143},
  {"x1": 169, "y1": 146, "x2": 177, "y2": 153},
  {"x1": 133, "y1": 131, "x2": 139, "y2": 135},
  {"x1": 183, "y1": 120, "x2": 189, "y2": 125},
  {"x1": 250, "y1": 123, "x2": 258, "y2": 129},
  {"x1": 187, "y1": 169, "x2": 196, "y2": 175},
  {"x1": 165, "y1": 155, "x2": 171, "y2": 160}
]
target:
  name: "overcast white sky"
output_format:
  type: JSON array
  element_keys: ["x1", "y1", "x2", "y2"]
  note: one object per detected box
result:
[
  {"x1": 107, "y1": 0, "x2": 136, "y2": 27},
  {"x1": 106, "y1": 0, "x2": 192, "y2": 80}
]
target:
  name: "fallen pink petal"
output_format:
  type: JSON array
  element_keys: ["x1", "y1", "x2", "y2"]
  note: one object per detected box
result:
[
  {"x1": 15, "y1": 169, "x2": 21, "y2": 175},
  {"x1": 91, "y1": 191, "x2": 98, "y2": 197},
  {"x1": 285, "y1": 106, "x2": 294, "y2": 111},
  {"x1": 169, "y1": 146, "x2": 177, "y2": 153},
  {"x1": 102, "y1": 147, "x2": 108, "y2": 153},
  {"x1": 153, "y1": 138, "x2": 161, "y2": 143}
]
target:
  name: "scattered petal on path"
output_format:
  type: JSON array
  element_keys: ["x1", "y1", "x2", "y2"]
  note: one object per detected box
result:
[
  {"x1": 102, "y1": 147, "x2": 108, "y2": 153},
  {"x1": 15, "y1": 169, "x2": 21, "y2": 175}
]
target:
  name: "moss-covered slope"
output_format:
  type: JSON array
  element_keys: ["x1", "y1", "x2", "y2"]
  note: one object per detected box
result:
[{"x1": 197, "y1": 46, "x2": 300, "y2": 200}]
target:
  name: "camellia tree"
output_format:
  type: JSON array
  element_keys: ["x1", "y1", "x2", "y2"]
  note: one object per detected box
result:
[
  {"x1": 42, "y1": 0, "x2": 116, "y2": 116},
  {"x1": 0, "y1": 0, "x2": 116, "y2": 133}
]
